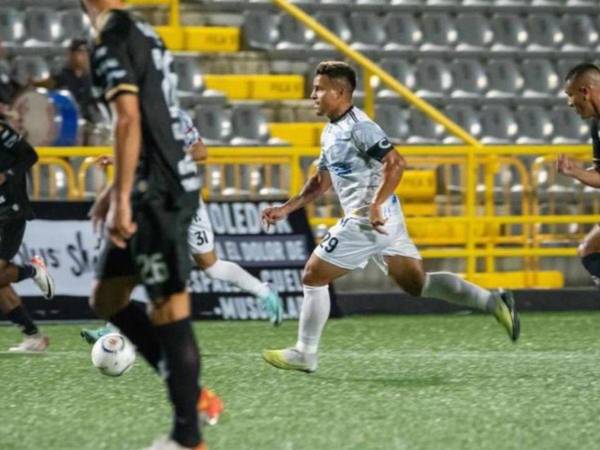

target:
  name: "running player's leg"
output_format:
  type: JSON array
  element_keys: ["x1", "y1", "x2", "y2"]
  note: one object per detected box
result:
[
  {"x1": 578, "y1": 224, "x2": 600, "y2": 286},
  {"x1": 0, "y1": 219, "x2": 50, "y2": 351},
  {"x1": 91, "y1": 244, "x2": 163, "y2": 371},
  {"x1": 135, "y1": 202, "x2": 202, "y2": 448},
  {"x1": 189, "y1": 204, "x2": 282, "y2": 324}
]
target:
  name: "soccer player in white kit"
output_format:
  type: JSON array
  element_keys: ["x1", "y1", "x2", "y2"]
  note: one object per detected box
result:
[
  {"x1": 82, "y1": 108, "x2": 283, "y2": 343},
  {"x1": 262, "y1": 61, "x2": 520, "y2": 373}
]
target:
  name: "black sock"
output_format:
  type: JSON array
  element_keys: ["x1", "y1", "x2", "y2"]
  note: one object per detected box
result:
[
  {"x1": 582, "y1": 253, "x2": 600, "y2": 287},
  {"x1": 109, "y1": 302, "x2": 162, "y2": 372},
  {"x1": 16, "y1": 265, "x2": 36, "y2": 282},
  {"x1": 7, "y1": 305, "x2": 38, "y2": 335},
  {"x1": 155, "y1": 317, "x2": 201, "y2": 448}
]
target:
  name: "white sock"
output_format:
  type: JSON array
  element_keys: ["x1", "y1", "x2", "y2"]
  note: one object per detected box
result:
[
  {"x1": 296, "y1": 284, "x2": 330, "y2": 354},
  {"x1": 203, "y1": 260, "x2": 270, "y2": 298},
  {"x1": 422, "y1": 272, "x2": 496, "y2": 312}
]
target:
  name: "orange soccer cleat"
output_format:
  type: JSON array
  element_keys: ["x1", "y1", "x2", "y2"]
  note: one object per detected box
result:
[{"x1": 197, "y1": 388, "x2": 224, "y2": 426}]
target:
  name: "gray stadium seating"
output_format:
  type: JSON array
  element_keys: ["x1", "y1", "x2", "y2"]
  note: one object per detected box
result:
[
  {"x1": 450, "y1": 58, "x2": 488, "y2": 98},
  {"x1": 550, "y1": 106, "x2": 589, "y2": 144},
  {"x1": 277, "y1": 14, "x2": 314, "y2": 50},
  {"x1": 490, "y1": 14, "x2": 529, "y2": 51},
  {"x1": 243, "y1": 11, "x2": 280, "y2": 50},
  {"x1": 455, "y1": 13, "x2": 492, "y2": 51},
  {"x1": 514, "y1": 106, "x2": 554, "y2": 144},
  {"x1": 420, "y1": 13, "x2": 457, "y2": 51},
  {"x1": 60, "y1": 9, "x2": 90, "y2": 43},
  {"x1": 313, "y1": 12, "x2": 352, "y2": 50},
  {"x1": 561, "y1": 15, "x2": 598, "y2": 51},
  {"x1": 24, "y1": 8, "x2": 62, "y2": 45},
  {"x1": 383, "y1": 13, "x2": 422, "y2": 51},
  {"x1": 486, "y1": 59, "x2": 524, "y2": 98},
  {"x1": 527, "y1": 14, "x2": 564, "y2": 51},
  {"x1": 376, "y1": 58, "x2": 416, "y2": 97},
  {"x1": 407, "y1": 108, "x2": 445, "y2": 144},
  {"x1": 0, "y1": 8, "x2": 25, "y2": 47},
  {"x1": 230, "y1": 105, "x2": 271, "y2": 146},
  {"x1": 11, "y1": 55, "x2": 50, "y2": 85},
  {"x1": 349, "y1": 13, "x2": 386, "y2": 51},
  {"x1": 375, "y1": 104, "x2": 409, "y2": 143},
  {"x1": 415, "y1": 59, "x2": 453, "y2": 99},
  {"x1": 480, "y1": 105, "x2": 518, "y2": 144},
  {"x1": 521, "y1": 59, "x2": 560, "y2": 98},
  {"x1": 444, "y1": 104, "x2": 482, "y2": 144},
  {"x1": 193, "y1": 104, "x2": 232, "y2": 146}
]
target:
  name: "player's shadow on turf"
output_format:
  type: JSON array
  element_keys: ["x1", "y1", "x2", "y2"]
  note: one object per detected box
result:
[{"x1": 314, "y1": 374, "x2": 448, "y2": 388}]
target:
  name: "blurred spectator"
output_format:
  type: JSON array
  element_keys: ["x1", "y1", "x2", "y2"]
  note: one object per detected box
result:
[{"x1": 37, "y1": 39, "x2": 94, "y2": 120}]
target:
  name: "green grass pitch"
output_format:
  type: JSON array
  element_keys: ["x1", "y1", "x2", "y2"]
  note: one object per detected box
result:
[{"x1": 0, "y1": 312, "x2": 599, "y2": 450}]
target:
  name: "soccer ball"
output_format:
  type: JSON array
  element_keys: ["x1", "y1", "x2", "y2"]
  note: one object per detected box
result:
[{"x1": 91, "y1": 333, "x2": 136, "y2": 377}]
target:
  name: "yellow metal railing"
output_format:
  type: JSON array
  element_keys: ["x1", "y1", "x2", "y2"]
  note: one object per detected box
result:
[{"x1": 35, "y1": 145, "x2": 596, "y2": 286}]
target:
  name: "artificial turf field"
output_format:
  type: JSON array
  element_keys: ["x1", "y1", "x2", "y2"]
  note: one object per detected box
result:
[{"x1": 1, "y1": 312, "x2": 599, "y2": 450}]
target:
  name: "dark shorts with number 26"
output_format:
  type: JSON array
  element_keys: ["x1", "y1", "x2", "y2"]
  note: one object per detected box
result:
[{"x1": 95, "y1": 193, "x2": 196, "y2": 302}]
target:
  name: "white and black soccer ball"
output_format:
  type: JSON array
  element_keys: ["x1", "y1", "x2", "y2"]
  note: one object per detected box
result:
[{"x1": 91, "y1": 333, "x2": 136, "y2": 377}]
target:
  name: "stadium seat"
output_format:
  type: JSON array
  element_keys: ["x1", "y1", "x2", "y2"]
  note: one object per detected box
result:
[
  {"x1": 375, "y1": 104, "x2": 408, "y2": 143},
  {"x1": 376, "y1": 58, "x2": 415, "y2": 97},
  {"x1": 450, "y1": 58, "x2": 488, "y2": 98},
  {"x1": 230, "y1": 105, "x2": 272, "y2": 146},
  {"x1": 521, "y1": 59, "x2": 560, "y2": 98},
  {"x1": 443, "y1": 104, "x2": 481, "y2": 143},
  {"x1": 349, "y1": 13, "x2": 386, "y2": 51},
  {"x1": 480, "y1": 105, "x2": 518, "y2": 144},
  {"x1": 277, "y1": 14, "x2": 314, "y2": 50},
  {"x1": 486, "y1": 59, "x2": 524, "y2": 98},
  {"x1": 550, "y1": 106, "x2": 589, "y2": 144},
  {"x1": 407, "y1": 108, "x2": 445, "y2": 144},
  {"x1": 383, "y1": 13, "x2": 422, "y2": 51},
  {"x1": 415, "y1": 59, "x2": 453, "y2": 99},
  {"x1": 0, "y1": 8, "x2": 25, "y2": 47},
  {"x1": 60, "y1": 9, "x2": 90, "y2": 43},
  {"x1": 561, "y1": 15, "x2": 598, "y2": 51},
  {"x1": 243, "y1": 11, "x2": 280, "y2": 50},
  {"x1": 11, "y1": 55, "x2": 50, "y2": 85},
  {"x1": 556, "y1": 58, "x2": 584, "y2": 82},
  {"x1": 24, "y1": 8, "x2": 62, "y2": 45},
  {"x1": 173, "y1": 55, "x2": 205, "y2": 93},
  {"x1": 193, "y1": 104, "x2": 232, "y2": 146},
  {"x1": 514, "y1": 106, "x2": 554, "y2": 144},
  {"x1": 313, "y1": 12, "x2": 352, "y2": 50},
  {"x1": 420, "y1": 13, "x2": 457, "y2": 51},
  {"x1": 527, "y1": 13, "x2": 564, "y2": 51},
  {"x1": 490, "y1": 14, "x2": 528, "y2": 51},
  {"x1": 455, "y1": 13, "x2": 492, "y2": 51}
]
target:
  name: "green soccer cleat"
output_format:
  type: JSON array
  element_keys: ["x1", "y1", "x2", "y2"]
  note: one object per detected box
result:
[
  {"x1": 80, "y1": 324, "x2": 115, "y2": 345},
  {"x1": 260, "y1": 290, "x2": 284, "y2": 326},
  {"x1": 493, "y1": 289, "x2": 520, "y2": 342},
  {"x1": 262, "y1": 348, "x2": 318, "y2": 373}
]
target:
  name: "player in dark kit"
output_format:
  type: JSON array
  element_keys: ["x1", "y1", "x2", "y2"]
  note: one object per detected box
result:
[
  {"x1": 81, "y1": 1, "x2": 205, "y2": 449},
  {"x1": 0, "y1": 116, "x2": 55, "y2": 352},
  {"x1": 558, "y1": 63, "x2": 600, "y2": 286}
]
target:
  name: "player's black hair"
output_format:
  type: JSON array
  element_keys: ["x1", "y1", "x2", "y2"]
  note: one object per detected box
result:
[
  {"x1": 315, "y1": 61, "x2": 357, "y2": 92},
  {"x1": 565, "y1": 63, "x2": 600, "y2": 82}
]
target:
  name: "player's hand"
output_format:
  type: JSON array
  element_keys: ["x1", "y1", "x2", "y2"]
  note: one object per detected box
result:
[
  {"x1": 106, "y1": 197, "x2": 137, "y2": 249},
  {"x1": 556, "y1": 154, "x2": 580, "y2": 177},
  {"x1": 88, "y1": 186, "x2": 112, "y2": 233},
  {"x1": 188, "y1": 139, "x2": 208, "y2": 162},
  {"x1": 94, "y1": 155, "x2": 114, "y2": 167},
  {"x1": 262, "y1": 205, "x2": 288, "y2": 229},
  {"x1": 369, "y1": 203, "x2": 388, "y2": 235}
]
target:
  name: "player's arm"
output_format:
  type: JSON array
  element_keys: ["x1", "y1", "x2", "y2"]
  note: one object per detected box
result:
[
  {"x1": 557, "y1": 154, "x2": 600, "y2": 188},
  {"x1": 262, "y1": 170, "x2": 332, "y2": 225},
  {"x1": 370, "y1": 149, "x2": 406, "y2": 234},
  {"x1": 110, "y1": 94, "x2": 141, "y2": 202}
]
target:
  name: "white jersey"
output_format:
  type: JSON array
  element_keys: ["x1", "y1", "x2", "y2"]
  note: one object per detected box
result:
[
  {"x1": 317, "y1": 106, "x2": 400, "y2": 221},
  {"x1": 177, "y1": 107, "x2": 201, "y2": 150}
]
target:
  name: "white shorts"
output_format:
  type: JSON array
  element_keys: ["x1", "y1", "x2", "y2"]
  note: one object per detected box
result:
[
  {"x1": 314, "y1": 216, "x2": 421, "y2": 274},
  {"x1": 188, "y1": 200, "x2": 214, "y2": 255}
]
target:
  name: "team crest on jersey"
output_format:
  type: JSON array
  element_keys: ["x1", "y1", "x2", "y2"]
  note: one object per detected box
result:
[{"x1": 330, "y1": 162, "x2": 352, "y2": 176}]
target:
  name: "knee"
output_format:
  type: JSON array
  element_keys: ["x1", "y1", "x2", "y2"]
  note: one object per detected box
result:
[
  {"x1": 302, "y1": 264, "x2": 324, "y2": 286},
  {"x1": 390, "y1": 270, "x2": 425, "y2": 297}
]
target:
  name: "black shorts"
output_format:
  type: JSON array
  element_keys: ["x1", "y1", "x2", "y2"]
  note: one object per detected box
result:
[
  {"x1": 96, "y1": 193, "x2": 196, "y2": 301},
  {"x1": 0, "y1": 218, "x2": 25, "y2": 261}
]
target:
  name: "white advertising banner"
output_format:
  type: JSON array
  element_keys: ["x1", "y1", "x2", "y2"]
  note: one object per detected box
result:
[{"x1": 13, "y1": 220, "x2": 101, "y2": 297}]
